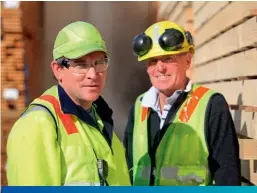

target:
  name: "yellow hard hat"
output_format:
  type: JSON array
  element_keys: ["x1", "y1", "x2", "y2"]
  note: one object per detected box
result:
[{"x1": 132, "y1": 21, "x2": 195, "y2": 61}]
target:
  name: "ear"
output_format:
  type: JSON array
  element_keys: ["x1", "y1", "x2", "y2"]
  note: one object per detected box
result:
[
  {"x1": 185, "y1": 52, "x2": 193, "y2": 69},
  {"x1": 51, "y1": 60, "x2": 64, "y2": 82}
]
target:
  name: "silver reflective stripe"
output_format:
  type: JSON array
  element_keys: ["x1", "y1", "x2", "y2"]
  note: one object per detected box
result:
[
  {"x1": 161, "y1": 167, "x2": 204, "y2": 183},
  {"x1": 21, "y1": 106, "x2": 51, "y2": 118},
  {"x1": 140, "y1": 166, "x2": 151, "y2": 179},
  {"x1": 161, "y1": 167, "x2": 178, "y2": 179},
  {"x1": 64, "y1": 182, "x2": 101, "y2": 186},
  {"x1": 178, "y1": 173, "x2": 203, "y2": 183},
  {"x1": 153, "y1": 24, "x2": 159, "y2": 44}
]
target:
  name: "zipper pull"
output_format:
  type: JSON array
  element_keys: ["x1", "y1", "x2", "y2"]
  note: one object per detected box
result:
[{"x1": 152, "y1": 167, "x2": 156, "y2": 176}]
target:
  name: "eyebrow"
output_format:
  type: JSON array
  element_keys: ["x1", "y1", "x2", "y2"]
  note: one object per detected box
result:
[{"x1": 73, "y1": 57, "x2": 105, "y2": 63}]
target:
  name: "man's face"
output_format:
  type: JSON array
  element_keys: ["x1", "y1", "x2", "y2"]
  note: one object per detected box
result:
[
  {"x1": 145, "y1": 52, "x2": 191, "y2": 96},
  {"x1": 53, "y1": 51, "x2": 107, "y2": 104}
]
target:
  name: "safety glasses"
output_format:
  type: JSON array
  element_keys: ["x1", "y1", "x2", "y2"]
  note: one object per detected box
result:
[
  {"x1": 132, "y1": 28, "x2": 193, "y2": 57},
  {"x1": 57, "y1": 57, "x2": 109, "y2": 74}
]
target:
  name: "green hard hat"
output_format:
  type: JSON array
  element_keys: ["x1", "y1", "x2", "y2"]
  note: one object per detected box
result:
[{"x1": 53, "y1": 21, "x2": 109, "y2": 60}]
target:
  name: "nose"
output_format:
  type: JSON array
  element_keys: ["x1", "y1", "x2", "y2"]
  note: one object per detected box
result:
[
  {"x1": 86, "y1": 67, "x2": 97, "y2": 80},
  {"x1": 156, "y1": 60, "x2": 167, "y2": 73}
]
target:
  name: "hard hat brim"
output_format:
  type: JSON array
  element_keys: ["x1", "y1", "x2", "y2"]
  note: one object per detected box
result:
[
  {"x1": 62, "y1": 45, "x2": 110, "y2": 60},
  {"x1": 138, "y1": 46, "x2": 194, "y2": 61}
]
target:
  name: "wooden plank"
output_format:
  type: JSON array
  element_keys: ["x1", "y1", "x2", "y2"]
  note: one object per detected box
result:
[
  {"x1": 203, "y1": 79, "x2": 257, "y2": 107},
  {"x1": 231, "y1": 110, "x2": 257, "y2": 139},
  {"x1": 238, "y1": 139, "x2": 257, "y2": 185},
  {"x1": 2, "y1": 26, "x2": 22, "y2": 33},
  {"x1": 239, "y1": 16, "x2": 257, "y2": 48},
  {"x1": 250, "y1": 160, "x2": 257, "y2": 185},
  {"x1": 192, "y1": 48, "x2": 257, "y2": 83},
  {"x1": 169, "y1": 2, "x2": 188, "y2": 22},
  {"x1": 4, "y1": 34, "x2": 23, "y2": 41},
  {"x1": 192, "y1": 1, "x2": 207, "y2": 15},
  {"x1": 6, "y1": 48, "x2": 24, "y2": 55},
  {"x1": 3, "y1": 17, "x2": 21, "y2": 23},
  {"x1": 194, "y1": 1, "x2": 230, "y2": 31},
  {"x1": 175, "y1": 9, "x2": 186, "y2": 27},
  {"x1": 195, "y1": 1, "x2": 257, "y2": 47},
  {"x1": 2, "y1": 9, "x2": 21, "y2": 15},
  {"x1": 16, "y1": 62, "x2": 25, "y2": 70},
  {"x1": 7, "y1": 73, "x2": 25, "y2": 81},
  {"x1": 157, "y1": 1, "x2": 176, "y2": 20},
  {"x1": 239, "y1": 139, "x2": 257, "y2": 159},
  {"x1": 184, "y1": 7, "x2": 194, "y2": 34},
  {"x1": 194, "y1": 17, "x2": 257, "y2": 65}
]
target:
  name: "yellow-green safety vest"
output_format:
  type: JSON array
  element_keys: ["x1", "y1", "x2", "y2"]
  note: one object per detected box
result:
[
  {"x1": 7, "y1": 85, "x2": 131, "y2": 186},
  {"x1": 132, "y1": 84, "x2": 216, "y2": 186}
]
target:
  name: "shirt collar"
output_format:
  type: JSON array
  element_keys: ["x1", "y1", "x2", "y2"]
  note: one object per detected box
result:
[
  {"x1": 141, "y1": 80, "x2": 192, "y2": 109},
  {"x1": 58, "y1": 84, "x2": 113, "y2": 128}
]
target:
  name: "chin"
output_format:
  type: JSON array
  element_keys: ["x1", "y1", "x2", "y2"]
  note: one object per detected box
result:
[
  {"x1": 154, "y1": 83, "x2": 175, "y2": 94},
  {"x1": 82, "y1": 94, "x2": 100, "y2": 102},
  {"x1": 154, "y1": 83, "x2": 171, "y2": 90}
]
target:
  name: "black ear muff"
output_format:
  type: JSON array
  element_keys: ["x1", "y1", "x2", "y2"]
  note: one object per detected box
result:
[
  {"x1": 185, "y1": 31, "x2": 194, "y2": 45},
  {"x1": 56, "y1": 57, "x2": 69, "y2": 68},
  {"x1": 132, "y1": 32, "x2": 152, "y2": 57},
  {"x1": 158, "y1": 28, "x2": 185, "y2": 51}
]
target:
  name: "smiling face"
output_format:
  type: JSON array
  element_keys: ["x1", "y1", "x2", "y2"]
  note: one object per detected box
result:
[
  {"x1": 51, "y1": 51, "x2": 107, "y2": 107},
  {"x1": 145, "y1": 52, "x2": 192, "y2": 96}
]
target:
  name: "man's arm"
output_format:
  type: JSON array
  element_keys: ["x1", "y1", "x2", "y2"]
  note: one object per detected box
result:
[
  {"x1": 206, "y1": 93, "x2": 241, "y2": 185},
  {"x1": 7, "y1": 109, "x2": 61, "y2": 185},
  {"x1": 123, "y1": 104, "x2": 135, "y2": 183}
]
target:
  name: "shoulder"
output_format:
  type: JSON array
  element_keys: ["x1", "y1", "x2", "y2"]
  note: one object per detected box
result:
[
  {"x1": 208, "y1": 92, "x2": 230, "y2": 112},
  {"x1": 8, "y1": 106, "x2": 57, "y2": 141}
]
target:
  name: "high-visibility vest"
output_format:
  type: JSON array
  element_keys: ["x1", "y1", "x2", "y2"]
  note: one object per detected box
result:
[
  {"x1": 132, "y1": 84, "x2": 216, "y2": 186},
  {"x1": 7, "y1": 85, "x2": 131, "y2": 186}
]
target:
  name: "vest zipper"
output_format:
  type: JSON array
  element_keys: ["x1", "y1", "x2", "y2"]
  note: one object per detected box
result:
[
  {"x1": 149, "y1": 93, "x2": 188, "y2": 185},
  {"x1": 150, "y1": 166, "x2": 156, "y2": 186},
  {"x1": 91, "y1": 105, "x2": 114, "y2": 155},
  {"x1": 95, "y1": 127, "x2": 114, "y2": 155}
]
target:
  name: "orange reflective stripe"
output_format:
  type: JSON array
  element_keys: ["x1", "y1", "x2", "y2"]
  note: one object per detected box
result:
[
  {"x1": 179, "y1": 86, "x2": 209, "y2": 122},
  {"x1": 141, "y1": 107, "x2": 149, "y2": 122},
  {"x1": 39, "y1": 94, "x2": 78, "y2": 135}
]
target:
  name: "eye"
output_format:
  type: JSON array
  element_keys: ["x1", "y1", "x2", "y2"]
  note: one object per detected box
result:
[
  {"x1": 71, "y1": 62, "x2": 90, "y2": 69},
  {"x1": 161, "y1": 57, "x2": 170, "y2": 63},
  {"x1": 95, "y1": 59, "x2": 104, "y2": 65},
  {"x1": 146, "y1": 59, "x2": 158, "y2": 67}
]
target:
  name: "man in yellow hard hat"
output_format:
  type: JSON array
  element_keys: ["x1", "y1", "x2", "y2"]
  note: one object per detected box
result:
[
  {"x1": 7, "y1": 21, "x2": 131, "y2": 186},
  {"x1": 124, "y1": 21, "x2": 241, "y2": 186}
]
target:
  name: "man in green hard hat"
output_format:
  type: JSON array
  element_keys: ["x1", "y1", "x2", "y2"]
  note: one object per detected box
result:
[{"x1": 7, "y1": 21, "x2": 131, "y2": 186}]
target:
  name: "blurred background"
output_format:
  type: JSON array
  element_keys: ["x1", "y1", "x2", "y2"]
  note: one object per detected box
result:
[{"x1": 1, "y1": 1, "x2": 257, "y2": 186}]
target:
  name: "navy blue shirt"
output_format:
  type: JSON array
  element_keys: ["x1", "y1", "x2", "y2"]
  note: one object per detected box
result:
[{"x1": 58, "y1": 84, "x2": 114, "y2": 145}]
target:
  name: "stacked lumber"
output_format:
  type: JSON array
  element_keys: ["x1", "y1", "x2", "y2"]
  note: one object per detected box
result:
[
  {"x1": 156, "y1": 1, "x2": 193, "y2": 33},
  {"x1": 1, "y1": 4, "x2": 26, "y2": 186},
  {"x1": 1, "y1": 6, "x2": 26, "y2": 112},
  {"x1": 191, "y1": 1, "x2": 257, "y2": 184}
]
